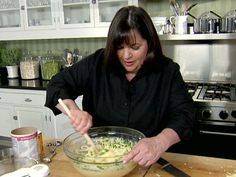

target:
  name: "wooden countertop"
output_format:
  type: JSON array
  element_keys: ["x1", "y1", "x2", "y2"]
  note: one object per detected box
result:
[{"x1": 44, "y1": 143, "x2": 236, "y2": 177}]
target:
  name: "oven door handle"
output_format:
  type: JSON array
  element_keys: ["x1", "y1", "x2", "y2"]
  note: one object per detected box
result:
[{"x1": 200, "y1": 130, "x2": 236, "y2": 136}]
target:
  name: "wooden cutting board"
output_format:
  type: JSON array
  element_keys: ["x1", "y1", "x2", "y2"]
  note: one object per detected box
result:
[
  {"x1": 44, "y1": 139, "x2": 236, "y2": 177},
  {"x1": 145, "y1": 153, "x2": 236, "y2": 177}
]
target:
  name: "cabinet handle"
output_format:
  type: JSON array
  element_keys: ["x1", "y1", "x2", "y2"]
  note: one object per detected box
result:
[
  {"x1": 13, "y1": 116, "x2": 18, "y2": 120},
  {"x1": 0, "y1": 97, "x2": 1, "y2": 99},
  {"x1": 24, "y1": 98, "x2": 32, "y2": 102},
  {"x1": 45, "y1": 115, "x2": 47, "y2": 121},
  {"x1": 92, "y1": 0, "x2": 96, "y2": 4},
  {"x1": 49, "y1": 116, "x2": 51, "y2": 122},
  {"x1": 21, "y1": 5, "x2": 25, "y2": 10}
]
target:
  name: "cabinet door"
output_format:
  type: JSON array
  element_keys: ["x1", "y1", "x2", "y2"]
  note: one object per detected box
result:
[
  {"x1": 23, "y1": 0, "x2": 56, "y2": 30},
  {"x1": 0, "y1": 105, "x2": 16, "y2": 137},
  {"x1": 0, "y1": 0, "x2": 24, "y2": 31},
  {"x1": 94, "y1": 0, "x2": 134, "y2": 27},
  {"x1": 14, "y1": 106, "x2": 55, "y2": 138},
  {"x1": 58, "y1": 0, "x2": 94, "y2": 28}
]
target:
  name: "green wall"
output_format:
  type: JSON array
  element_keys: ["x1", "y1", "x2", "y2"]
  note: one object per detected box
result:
[
  {"x1": 141, "y1": 0, "x2": 236, "y2": 18},
  {"x1": 2, "y1": 0, "x2": 236, "y2": 58}
]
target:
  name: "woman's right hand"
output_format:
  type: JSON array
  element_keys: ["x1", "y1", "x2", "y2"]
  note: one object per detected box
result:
[
  {"x1": 56, "y1": 99, "x2": 93, "y2": 134},
  {"x1": 69, "y1": 109, "x2": 93, "y2": 134}
]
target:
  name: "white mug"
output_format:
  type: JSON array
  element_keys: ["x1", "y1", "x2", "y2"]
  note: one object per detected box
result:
[{"x1": 170, "y1": 15, "x2": 188, "y2": 34}]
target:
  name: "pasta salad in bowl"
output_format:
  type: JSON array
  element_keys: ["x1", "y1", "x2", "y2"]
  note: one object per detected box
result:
[{"x1": 63, "y1": 126, "x2": 145, "y2": 177}]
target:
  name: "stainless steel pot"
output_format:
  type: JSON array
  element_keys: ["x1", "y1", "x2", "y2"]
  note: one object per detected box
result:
[
  {"x1": 220, "y1": 10, "x2": 236, "y2": 33},
  {"x1": 193, "y1": 11, "x2": 221, "y2": 34}
]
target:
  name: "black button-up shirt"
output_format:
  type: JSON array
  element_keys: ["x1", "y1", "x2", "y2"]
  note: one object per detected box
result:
[{"x1": 45, "y1": 49, "x2": 195, "y2": 139}]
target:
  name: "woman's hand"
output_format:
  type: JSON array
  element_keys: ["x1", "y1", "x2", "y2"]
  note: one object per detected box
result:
[
  {"x1": 70, "y1": 109, "x2": 93, "y2": 134},
  {"x1": 123, "y1": 137, "x2": 165, "y2": 167},
  {"x1": 123, "y1": 128, "x2": 180, "y2": 167},
  {"x1": 56, "y1": 99, "x2": 93, "y2": 134}
]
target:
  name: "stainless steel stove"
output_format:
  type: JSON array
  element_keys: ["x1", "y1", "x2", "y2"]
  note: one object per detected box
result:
[
  {"x1": 186, "y1": 82, "x2": 236, "y2": 126},
  {"x1": 170, "y1": 82, "x2": 236, "y2": 160}
]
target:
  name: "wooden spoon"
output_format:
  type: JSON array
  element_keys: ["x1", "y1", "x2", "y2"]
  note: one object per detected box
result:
[{"x1": 58, "y1": 98, "x2": 98, "y2": 153}]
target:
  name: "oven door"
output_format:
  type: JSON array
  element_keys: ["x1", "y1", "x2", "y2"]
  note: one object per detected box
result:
[{"x1": 168, "y1": 122, "x2": 236, "y2": 160}]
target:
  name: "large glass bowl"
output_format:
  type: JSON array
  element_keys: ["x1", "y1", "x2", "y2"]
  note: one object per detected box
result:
[{"x1": 63, "y1": 126, "x2": 145, "y2": 177}]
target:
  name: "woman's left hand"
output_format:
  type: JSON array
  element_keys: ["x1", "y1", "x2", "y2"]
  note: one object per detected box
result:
[
  {"x1": 123, "y1": 128, "x2": 180, "y2": 167},
  {"x1": 123, "y1": 137, "x2": 165, "y2": 167}
]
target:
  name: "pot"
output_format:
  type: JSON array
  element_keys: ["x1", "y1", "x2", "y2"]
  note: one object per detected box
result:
[
  {"x1": 193, "y1": 11, "x2": 221, "y2": 34},
  {"x1": 220, "y1": 10, "x2": 236, "y2": 33}
]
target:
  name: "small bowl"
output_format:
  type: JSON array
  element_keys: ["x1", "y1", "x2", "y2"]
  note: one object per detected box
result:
[{"x1": 63, "y1": 126, "x2": 145, "y2": 177}]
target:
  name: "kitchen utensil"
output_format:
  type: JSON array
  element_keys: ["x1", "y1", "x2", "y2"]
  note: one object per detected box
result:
[
  {"x1": 63, "y1": 126, "x2": 145, "y2": 177},
  {"x1": 58, "y1": 98, "x2": 98, "y2": 153},
  {"x1": 184, "y1": 3, "x2": 197, "y2": 15},
  {"x1": 43, "y1": 151, "x2": 56, "y2": 163},
  {"x1": 173, "y1": 0, "x2": 180, "y2": 15},
  {"x1": 170, "y1": 1, "x2": 179, "y2": 16},
  {"x1": 157, "y1": 157, "x2": 191, "y2": 177},
  {"x1": 43, "y1": 140, "x2": 62, "y2": 163}
]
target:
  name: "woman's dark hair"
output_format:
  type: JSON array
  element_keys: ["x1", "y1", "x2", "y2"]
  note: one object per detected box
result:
[{"x1": 104, "y1": 6, "x2": 163, "y2": 68}]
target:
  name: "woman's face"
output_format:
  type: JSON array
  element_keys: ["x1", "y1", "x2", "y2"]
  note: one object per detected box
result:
[{"x1": 117, "y1": 30, "x2": 148, "y2": 76}]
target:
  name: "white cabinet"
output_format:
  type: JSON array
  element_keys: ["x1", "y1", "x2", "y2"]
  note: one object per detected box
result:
[
  {"x1": 54, "y1": 96, "x2": 83, "y2": 139},
  {"x1": 14, "y1": 106, "x2": 55, "y2": 138},
  {"x1": 0, "y1": 87, "x2": 83, "y2": 139},
  {"x1": 0, "y1": 0, "x2": 138, "y2": 40},
  {"x1": 0, "y1": 0, "x2": 55, "y2": 31},
  {"x1": 0, "y1": 0, "x2": 22, "y2": 30},
  {"x1": 0, "y1": 88, "x2": 55, "y2": 138},
  {"x1": 0, "y1": 104, "x2": 16, "y2": 137},
  {"x1": 58, "y1": 0, "x2": 135, "y2": 28}
]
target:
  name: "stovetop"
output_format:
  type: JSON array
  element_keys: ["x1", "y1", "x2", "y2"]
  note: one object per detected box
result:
[
  {"x1": 185, "y1": 82, "x2": 236, "y2": 102},
  {"x1": 185, "y1": 82, "x2": 236, "y2": 125}
]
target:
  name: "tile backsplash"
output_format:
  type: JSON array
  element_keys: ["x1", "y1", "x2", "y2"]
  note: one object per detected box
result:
[{"x1": 3, "y1": 38, "x2": 106, "y2": 58}]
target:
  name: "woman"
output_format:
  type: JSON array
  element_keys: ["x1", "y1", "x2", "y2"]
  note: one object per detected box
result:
[{"x1": 45, "y1": 6, "x2": 195, "y2": 167}]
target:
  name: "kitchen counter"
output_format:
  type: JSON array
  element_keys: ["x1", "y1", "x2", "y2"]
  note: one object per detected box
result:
[
  {"x1": 0, "y1": 76, "x2": 48, "y2": 90},
  {"x1": 46, "y1": 144, "x2": 236, "y2": 177}
]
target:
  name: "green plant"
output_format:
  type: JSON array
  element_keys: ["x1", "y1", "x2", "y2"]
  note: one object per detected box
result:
[
  {"x1": 0, "y1": 43, "x2": 6, "y2": 67},
  {"x1": 1, "y1": 48, "x2": 22, "y2": 66}
]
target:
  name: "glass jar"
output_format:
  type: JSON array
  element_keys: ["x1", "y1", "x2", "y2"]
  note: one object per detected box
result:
[
  {"x1": 20, "y1": 52, "x2": 39, "y2": 79},
  {"x1": 40, "y1": 51, "x2": 61, "y2": 80}
]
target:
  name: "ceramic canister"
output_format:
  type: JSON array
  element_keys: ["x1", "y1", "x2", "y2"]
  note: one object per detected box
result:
[{"x1": 11, "y1": 127, "x2": 39, "y2": 162}]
